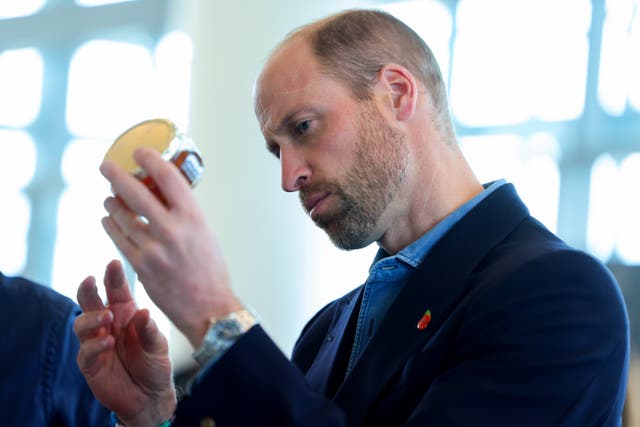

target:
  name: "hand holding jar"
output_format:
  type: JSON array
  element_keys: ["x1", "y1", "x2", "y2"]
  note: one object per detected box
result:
[{"x1": 99, "y1": 118, "x2": 242, "y2": 349}]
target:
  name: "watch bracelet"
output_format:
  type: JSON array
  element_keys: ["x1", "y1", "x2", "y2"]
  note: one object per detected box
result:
[{"x1": 192, "y1": 305, "x2": 259, "y2": 366}]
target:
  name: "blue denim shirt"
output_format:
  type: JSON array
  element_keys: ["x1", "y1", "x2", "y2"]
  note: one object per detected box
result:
[{"x1": 346, "y1": 180, "x2": 507, "y2": 373}]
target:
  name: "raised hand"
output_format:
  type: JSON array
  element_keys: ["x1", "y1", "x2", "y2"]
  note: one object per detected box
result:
[
  {"x1": 74, "y1": 259, "x2": 176, "y2": 427},
  {"x1": 100, "y1": 147, "x2": 241, "y2": 348}
]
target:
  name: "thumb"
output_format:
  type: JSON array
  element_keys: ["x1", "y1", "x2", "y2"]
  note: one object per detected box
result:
[{"x1": 131, "y1": 309, "x2": 169, "y2": 355}]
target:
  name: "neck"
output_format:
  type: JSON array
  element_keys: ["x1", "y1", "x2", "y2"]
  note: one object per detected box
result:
[{"x1": 378, "y1": 141, "x2": 482, "y2": 255}]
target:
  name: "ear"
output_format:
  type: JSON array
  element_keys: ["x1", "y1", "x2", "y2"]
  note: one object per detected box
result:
[{"x1": 377, "y1": 63, "x2": 418, "y2": 122}]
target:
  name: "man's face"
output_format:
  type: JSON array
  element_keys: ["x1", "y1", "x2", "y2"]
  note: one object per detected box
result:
[
  {"x1": 303, "y1": 101, "x2": 408, "y2": 249},
  {"x1": 255, "y1": 39, "x2": 408, "y2": 250}
]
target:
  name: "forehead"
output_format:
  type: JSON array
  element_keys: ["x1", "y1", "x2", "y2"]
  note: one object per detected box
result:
[{"x1": 255, "y1": 39, "x2": 346, "y2": 133}]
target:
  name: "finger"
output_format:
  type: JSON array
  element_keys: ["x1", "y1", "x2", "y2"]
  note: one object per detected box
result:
[
  {"x1": 77, "y1": 335, "x2": 115, "y2": 375},
  {"x1": 103, "y1": 196, "x2": 151, "y2": 247},
  {"x1": 131, "y1": 309, "x2": 169, "y2": 354},
  {"x1": 100, "y1": 158, "x2": 167, "y2": 222},
  {"x1": 133, "y1": 147, "x2": 196, "y2": 213},
  {"x1": 77, "y1": 276, "x2": 106, "y2": 312},
  {"x1": 74, "y1": 310, "x2": 114, "y2": 341},
  {"x1": 102, "y1": 217, "x2": 140, "y2": 264},
  {"x1": 103, "y1": 259, "x2": 135, "y2": 305}
]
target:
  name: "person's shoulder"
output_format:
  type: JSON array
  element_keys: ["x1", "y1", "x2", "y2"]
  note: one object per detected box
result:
[
  {"x1": 0, "y1": 272, "x2": 78, "y2": 317},
  {"x1": 472, "y1": 243, "x2": 626, "y2": 327}
]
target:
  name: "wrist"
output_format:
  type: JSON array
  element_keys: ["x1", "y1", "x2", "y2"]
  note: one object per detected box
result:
[
  {"x1": 185, "y1": 297, "x2": 244, "y2": 348},
  {"x1": 117, "y1": 389, "x2": 177, "y2": 427},
  {"x1": 112, "y1": 412, "x2": 174, "y2": 427},
  {"x1": 192, "y1": 303, "x2": 259, "y2": 366}
]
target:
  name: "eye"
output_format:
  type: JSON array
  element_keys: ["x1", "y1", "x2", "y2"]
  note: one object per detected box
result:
[{"x1": 293, "y1": 119, "x2": 312, "y2": 136}]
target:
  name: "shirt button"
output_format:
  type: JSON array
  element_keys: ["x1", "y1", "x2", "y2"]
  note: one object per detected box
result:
[{"x1": 200, "y1": 418, "x2": 216, "y2": 427}]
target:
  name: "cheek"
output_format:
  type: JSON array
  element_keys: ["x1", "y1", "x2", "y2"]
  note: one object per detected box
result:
[{"x1": 317, "y1": 120, "x2": 358, "y2": 171}]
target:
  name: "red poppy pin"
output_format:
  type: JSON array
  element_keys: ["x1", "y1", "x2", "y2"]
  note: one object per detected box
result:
[{"x1": 416, "y1": 309, "x2": 432, "y2": 330}]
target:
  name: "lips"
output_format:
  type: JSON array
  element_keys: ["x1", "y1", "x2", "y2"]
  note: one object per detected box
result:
[{"x1": 302, "y1": 192, "x2": 330, "y2": 216}]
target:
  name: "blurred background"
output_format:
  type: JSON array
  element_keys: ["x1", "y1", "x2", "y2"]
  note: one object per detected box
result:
[{"x1": 0, "y1": 0, "x2": 638, "y2": 422}]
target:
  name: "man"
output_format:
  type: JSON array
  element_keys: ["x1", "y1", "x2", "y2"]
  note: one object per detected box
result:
[
  {"x1": 0, "y1": 271, "x2": 110, "y2": 426},
  {"x1": 74, "y1": 9, "x2": 629, "y2": 427}
]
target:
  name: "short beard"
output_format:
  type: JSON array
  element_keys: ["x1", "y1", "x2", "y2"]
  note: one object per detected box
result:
[{"x1": 308, "y1": 102, "x2": 408, "y2": 250}]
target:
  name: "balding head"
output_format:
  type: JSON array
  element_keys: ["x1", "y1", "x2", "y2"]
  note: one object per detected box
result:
[{"x1": 270, "y1": 9, "x2": 454, "y2": 139}]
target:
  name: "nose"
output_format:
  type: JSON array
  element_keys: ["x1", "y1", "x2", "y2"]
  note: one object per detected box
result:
[{"x1": 280, "y1": 147, "x2": 310, "y2": 192}]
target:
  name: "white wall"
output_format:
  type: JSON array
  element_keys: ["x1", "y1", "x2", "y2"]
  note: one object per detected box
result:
[{"x1": 167, "y1": 0, "x2": 380, "y2": 368}]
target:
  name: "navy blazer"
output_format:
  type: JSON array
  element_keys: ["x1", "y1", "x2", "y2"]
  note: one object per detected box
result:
[
  {"x1": 0, "y1": 273, "x2": 110, "y2": 427},
  {"x1": 175, "y1": 184, "x2": 629, "y2": 426}
]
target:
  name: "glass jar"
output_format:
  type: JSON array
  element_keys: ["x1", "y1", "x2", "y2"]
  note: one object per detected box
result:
[{"x1": 104, "y1": 118, "x2": 204, "y2": 201}]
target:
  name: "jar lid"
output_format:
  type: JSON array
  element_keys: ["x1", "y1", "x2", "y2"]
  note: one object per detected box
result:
[{"x1": 104, "y1": 118, "x2": 177, "y2": 174}]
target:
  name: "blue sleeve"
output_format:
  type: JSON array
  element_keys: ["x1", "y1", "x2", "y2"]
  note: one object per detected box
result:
[{"x1": 173, "y1": 325, "x2": 346, "y2": 427}]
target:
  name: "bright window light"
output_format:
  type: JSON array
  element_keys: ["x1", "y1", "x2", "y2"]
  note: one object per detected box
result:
[
  {"x1": 0, "y1": 192, "x2": 30, "y2": 274},
  {"x1": 451, "y1": 0, "x2": 591, "y2": 126},
  {"x1": 154, "y1": 30, "x2": 194, "y2": 130},
  {"x1": 599, "y1": 0, "x2": 640, "y2": 114},
  {"x1": 617, "y1": 153, "x2": 640, "y2": 263},
  {"x1": 0, "y1": 130, "x2": 35, "y2": 275},
  {"x1": 381, "y1": 1, "x2": 453, "y2": 82},
  {"x1": 460, "y1": 132, "x2": 560, "y2": 232},
  {"x1": 0, "y1": 0, "x2": 45, "y2": 19},
  {"x1": 52, "y1": 138, "x2": 123, "y2": 299},
  {"x1": 66, "y1": 40, "x2": 155, "y2": 140},
  {"x1": 0, "y1": 130, "x2": 37, "y2": 190},
  {"x1": 0, "y1": 48, "x2": 43, "y2": 127},
  {"x1": 0, "y1": 191, "x2": 31, "y2": 274},
  {"x1": 59, "y1": 137, "x2": 111, "y2": 186},
  {"x1": 628, "y1": 0, "x2": 640, "y2": 111},
  {"x1": 587, "y1": 154, "x2": 618, "y2": 261},
  {"x1": 459, "y1": 134, "x2": 523, "y2": 183},
  {"x1": 75, "y1": 0, "x2": 133, "y2": 6}
]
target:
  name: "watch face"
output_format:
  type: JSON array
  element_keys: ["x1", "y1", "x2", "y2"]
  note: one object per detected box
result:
[
  {"x1": 217, "y1": 318, "x2": 244, "y2": 338},
  {"x1": 192, "y1": 307, "x2": 258, "y2": 366}
]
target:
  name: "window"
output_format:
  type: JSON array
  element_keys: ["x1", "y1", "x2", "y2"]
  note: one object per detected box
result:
[
  {"x1": 460, "y1": 133, "x2": 560, "y2": 231},
  {"x1": 590, "y1": 153, "x2": 640, "y2": 263},
  {"x1": 0, "y1": 0, "x2": 189, "y2": 344},
  {"x1": 450, "y1": 0, "x2": 591, "y2": 126},
  {"x1": 54, "y1": 29, "x2": 193, "y2": 300},
  {"x1": 383, "y1": 0, "x2": 639, "y2": 266},
  {"x1": 0, "y1": 48, "x2": 43, "y2": 127},
  {"x1": 0, "y1": 0, "x2": 45, "y2": 19},
  {"x1": 0, "y1": 130, "x2": 36, "y2": 274},
  {"x1": 598, "y1": 0, "x2": 640, "y2": 115}
]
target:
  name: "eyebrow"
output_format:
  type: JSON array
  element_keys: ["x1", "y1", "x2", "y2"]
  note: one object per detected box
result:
[
  {"x1": 269, "y1": 106, "x2": 316, "y2": 136},
  {"x1": 265, "y1": 140, "x2": 279, "y2": 157},
  {"x1": 274, "y1": 112, "x2": 297, "y2": 135}
]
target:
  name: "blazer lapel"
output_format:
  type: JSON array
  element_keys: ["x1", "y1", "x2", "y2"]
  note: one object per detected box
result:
[
  {"x1": 334, "y1": 184, "x2": 530, "y2": 426},
  {"x1": 304, "y1": 286, "x2": 364, "y2": 396}
]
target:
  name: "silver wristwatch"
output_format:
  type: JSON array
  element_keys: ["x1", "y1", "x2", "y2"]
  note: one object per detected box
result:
[{"x1": 192, "y1": 305, "x2": 259, "y2": 366}]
